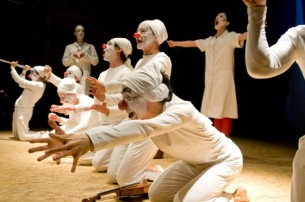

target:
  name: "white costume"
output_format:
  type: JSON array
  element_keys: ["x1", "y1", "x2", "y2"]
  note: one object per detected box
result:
[
  {"x1": 246, "y1": 6, "x2": 305, "y2": 202},
  {"x1": 55, "y1": 78, "x2": 100, "y2": 134},
  {"x1": 11, "y1": 66, "x2": 46, "y2": 141},
  {"x1": 62, "y1": 42, "x2": 99, "y2": 94},
  {"x1": 86, "y1": 65, "x2": 243, "y2": 201},
  {"x1": 196, "y1": 30, "x2": 244, "y2": 118},
  {"x1": 57, "y1": 94, "x2": 100, "y2": 133},
  {"x1": 134, "y1": 52, "x2": 172, "y2": 77},
  {"x1": 91, "y1": 64, "x2": 132, "y2": 171},
  {"x1": 103, "y1": 20, "x2": 172, "y2": 185},
  {"x1": 47, "y1": 65, "x2": 84, "y2": 94}
]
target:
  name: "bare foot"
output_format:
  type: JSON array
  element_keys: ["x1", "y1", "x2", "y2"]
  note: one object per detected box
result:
[
  {"x1": 233, "y1": 186, "x2": 250, "y2": 202},
  {"x1": 148, "y1": 164, "x2": 164, "y2": 173}
]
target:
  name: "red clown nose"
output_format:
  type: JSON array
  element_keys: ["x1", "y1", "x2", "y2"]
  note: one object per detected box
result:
[
  {"x1": 102, "y1": 44, "x2": 107, "y2": 49},
  {"x1": 133, "y1": 32, "x2": 140, "y2": 39}
]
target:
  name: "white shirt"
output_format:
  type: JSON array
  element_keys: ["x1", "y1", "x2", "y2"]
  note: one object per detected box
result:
[
  {"x1": 246, "y1": 7, "x2": 305, "y2": 78},
  {"x1": 87, "y1": 94, "x2": 239, "y2": 165},
  {"x1": 11, "y1": 69, "x2": 46, "y2": 108}
]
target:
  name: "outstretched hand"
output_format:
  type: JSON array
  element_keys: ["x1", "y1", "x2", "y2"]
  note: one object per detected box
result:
[
  {"x1": 85, "y1": 102, "x2": 109, "y2": 115},
  {"x1": 50, "y1": 101, "x2": 75, "y2": 114},
  {"x1": 28, "y1": 133, "x2": 93, "y2": 173}
]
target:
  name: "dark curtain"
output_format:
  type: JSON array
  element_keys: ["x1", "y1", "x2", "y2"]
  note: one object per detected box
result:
[{"x1": 284, "y1": 0, "x2": 305, "y2": 136}]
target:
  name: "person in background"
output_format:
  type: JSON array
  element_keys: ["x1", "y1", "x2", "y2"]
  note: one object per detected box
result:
[
  {"x1": 62, "y1": 24, "x2": 99, "y2": 95},
  {"x1": 28, "y1": 64, "x2": 249, "y2": 202},
  {"x1": 242, "y1": 0, "x2": 305, "y2": 201},
  {"x1": 10, "y1": 61, "x2": 47, "y2": 141},
  {"x1": 167, "y1": 12, "x2": 247, "y2": 137}
]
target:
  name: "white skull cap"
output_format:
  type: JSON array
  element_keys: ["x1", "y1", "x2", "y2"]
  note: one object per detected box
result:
[
  {"x1": 57, "y1": 77, "x2": 77, "y2": 94},
  {"x1": 112, "y1": 38, "x2": 133, "y2": 70},
  {"x1": 33, "y1": 66, "x2": 45, "y2": 78},
  {"x1": 140, "y1": 19, "x2": 168, "y2": 45},
  {"x1": 67, "y1": 65, "x2": 82, "y2": 80},
  {"x1": 122, "y1": 63, "x2": 169, "y2": 102}
]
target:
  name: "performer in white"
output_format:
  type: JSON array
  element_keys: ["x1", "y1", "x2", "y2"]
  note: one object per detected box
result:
[
  {"x1": 167, "y1": 13, "x2": 247, "y2": 137},
  {"x1": 243, "y1": 0, "x2": 305, "y2": 201},
  {"x1": 44, "y1": 64, "x2": 84, "y2": 94},
  {"x1": 48, "y1": 77, "x2": 100, "y2": 135},
  {"x1": 83, "y1": 37, "x2": 134, "y2": 168},
  {"x1": 10, "y1": 61, "x2": 47, "y2": 141},
  {"x1": 29, "y1": 64, "x2": 249, "y2": 202},
  {"x1": 62, "y1": 24, "x2": 99, "y2": 95}
]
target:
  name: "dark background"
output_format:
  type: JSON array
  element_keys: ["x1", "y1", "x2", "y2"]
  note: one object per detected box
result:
[{"x1": 0, "y1": 0, "x2": 303, "y2": 142}]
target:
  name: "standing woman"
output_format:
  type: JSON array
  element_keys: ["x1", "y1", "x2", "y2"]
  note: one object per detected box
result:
[{"x1": 167, "y1": 12, "x2": 247, "y2": 137}]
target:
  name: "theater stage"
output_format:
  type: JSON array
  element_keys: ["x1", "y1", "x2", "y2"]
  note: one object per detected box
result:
[{"x1": 0, "y1": 130, "x2": 296, "y2": 202}]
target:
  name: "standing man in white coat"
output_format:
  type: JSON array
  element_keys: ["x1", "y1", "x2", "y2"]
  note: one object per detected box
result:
[
  {"x1": 167, "y1": 13, "x2": 247, "y2": 137},
  {"x1": 62, "y1": 24, "x2": 99, "y2": 95}
]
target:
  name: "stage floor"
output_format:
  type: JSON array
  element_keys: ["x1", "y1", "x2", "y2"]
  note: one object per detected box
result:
[{"x1": 0, "y1": 130, "x2": 296, "y2": 202}]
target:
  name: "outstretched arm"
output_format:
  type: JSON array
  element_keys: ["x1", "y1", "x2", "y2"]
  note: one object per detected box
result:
[{"x1": 167, "y1": 40, "x2": 197, "y2": 48}]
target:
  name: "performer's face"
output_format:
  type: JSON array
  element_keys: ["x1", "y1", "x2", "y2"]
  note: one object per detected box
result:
[
  {"x1": 74, "y1": 25, "x2": 85, "y2": 41},
  {"x1": 58, "y1": 93, "x2": 76, "y2": 104},
  {"x1": 64, "y1": 70, "x2": 77, "y2": 81},
  {"x1": 120, "y1": 88, "x2": 148, "y2": 120},
  {"x1": 134, "y1": 23, "x2": 155, "y2": 50},
  {"x1": 214, "y1": 12, "x2": 228, "y2": 30},
  {"x1": 102, "y1": 40, "x2": 118, "y2": 62},
  {"x1": 30, "y1": 69, "x2": 40, "y2": 81}
]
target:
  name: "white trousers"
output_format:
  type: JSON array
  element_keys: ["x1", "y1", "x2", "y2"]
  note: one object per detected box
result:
[
  {"x1": 149, "y1": 143, "x2": 243, "y2": 202},
  {"x1": 104, "y1": 137, "x2": 158, "y2": 186},
  {"x1": 292, "y1": 135, "x2": 305, "y2": 202},
  {"x1": 12, "y1": 107, "x2": 33, "y2": 141},
  {"x1": 92, "y1": 148, "x2": 114, "y2": 171}
]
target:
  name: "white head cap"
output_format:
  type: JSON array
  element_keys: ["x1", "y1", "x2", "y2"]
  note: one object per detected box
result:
[
  {"x1": 67, "y1": 65, "x2": 82, "y2": 80},
  {"x1": 57, "y1": 77, "x2": 77, "y2": 94},
  {"x1": 33, "y1": 66, "x2": 45, "y2": 78},
  {"x1": 122, "y1": 64, "x2": 169, "y2": 102},
  {"x1": 139, "y1": 19, "x2": 168, "y2": 45},
  {"x1": 112, "y1": 38, "x2": 133, "y2": 70}
]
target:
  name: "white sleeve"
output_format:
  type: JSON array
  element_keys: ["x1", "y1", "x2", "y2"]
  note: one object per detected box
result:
[{"x1": 245, "y1": 7, "x2": 296, "y2": 78}]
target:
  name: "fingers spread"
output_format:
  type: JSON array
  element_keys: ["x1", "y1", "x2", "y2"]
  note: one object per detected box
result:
[{"x1": 28, "y1": 145, "x2": 49, "y2": 153}]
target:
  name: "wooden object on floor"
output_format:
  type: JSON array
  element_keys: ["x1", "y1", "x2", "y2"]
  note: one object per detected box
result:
[{"x1": 82, "y1": 179, "x2": 152, "y2": 202}]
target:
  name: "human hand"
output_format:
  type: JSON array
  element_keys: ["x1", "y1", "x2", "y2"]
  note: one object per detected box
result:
[
  {"x1": 85, "y1": 102, "x2": 109, "y2": 115},
  {"x1": 48, "y1": 112, "x2": 61, "y2": 122},
  {"x1": 167, "y1": 40, "x2": 175, "y2": 48},
  {"x1": 28, "y1": 133, "x2": 93, "y2": 173},
  {"x1": 50, "y1": 102, "x2": 75, "y2": 114},
  {"x1": 242, "y1": 0, "x2": 266, "y2": 7},
  {"x1": 24, "y1": 65, "x2": 31, "y2": 71},
  {"x1": 44, "y1": 65, "x2": 52, "y2": 78},
  {"x1": 10, "y1": 61, "x2": 18, "y2": 69},
  {"x1": 87, "y1": 76, "x2": 106, "y2": 101}
]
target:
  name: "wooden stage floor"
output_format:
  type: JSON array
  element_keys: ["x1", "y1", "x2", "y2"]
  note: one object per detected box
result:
[{"x1": 0, "y1": 130, "x2": 296, "y2": 202}]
